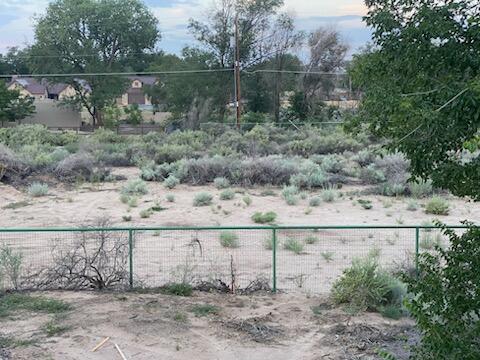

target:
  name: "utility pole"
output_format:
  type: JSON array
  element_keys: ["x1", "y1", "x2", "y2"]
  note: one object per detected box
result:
[{"x1": 234, "y1": 14, "x2": 242, "y2": 130}]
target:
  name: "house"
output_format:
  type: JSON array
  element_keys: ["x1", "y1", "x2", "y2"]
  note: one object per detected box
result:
[
  {"x1": 117, "y1": 76, "x2": 157, "y2": 107},
  {"x1": 8, "y1": 76, "x2": 157, "y2": 107},
  {"x1": 47, "y1": 83, "x2": 77, "y2": 100},
  {"x1": 7, "y1": 77, "x2": 48, "y2": 100}
]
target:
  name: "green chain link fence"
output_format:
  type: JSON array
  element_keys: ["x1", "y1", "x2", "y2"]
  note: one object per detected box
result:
[{"x1": 0, "y1": 225, "x2": 469, "y2": 294}]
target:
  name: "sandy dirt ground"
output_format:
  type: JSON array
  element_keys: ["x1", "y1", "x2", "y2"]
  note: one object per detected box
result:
[
  {"x1": 1, "y1": 291, "x2": 416, "y2": 360},
  {"x1": 0, "y1": 167, "x2": 478, "y2": 295},
  {"x1": 0, "y1": 167, "x2": 478, "y2": 229}
]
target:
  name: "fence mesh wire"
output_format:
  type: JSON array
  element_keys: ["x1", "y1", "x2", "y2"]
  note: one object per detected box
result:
[{"x1": 0, "y1": 226, "x2": 468, "y2": 294}]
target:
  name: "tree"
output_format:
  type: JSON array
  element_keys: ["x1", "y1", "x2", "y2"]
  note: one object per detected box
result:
[
  {"x1": 297, "y1": 27, "x2": 349, "y2": 119},
  {"x1": 349, "y1": 0, "x2": 480, "y2": 200},
  {"x1": 30, "y1": 0, "x2": 160, "y2": 126},
  {"x1": 0, "y1": 47, "x2": 32, "y2": 76},
  {"x1": 267, "y1": 14, "x2": 305, "y2": 122},
  {"x1": 0, "y1": 81, "x2": 35, "y2": 126},
  {"x1": 145, "y1": 49, "x2": 225, "y2": 129},
  {"x1": 188, "y1": 0, "x2": 284, "y2": 119}
]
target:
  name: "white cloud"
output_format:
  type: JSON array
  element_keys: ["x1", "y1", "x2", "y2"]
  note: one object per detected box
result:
[
  {"x1": 0, "y1": 0, "x2": 369, "y2": 54},
  {"x1": 283, "y1": 0, "x2": 367, "y2": 17}
]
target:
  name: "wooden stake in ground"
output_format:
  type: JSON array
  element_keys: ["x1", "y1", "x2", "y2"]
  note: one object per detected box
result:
[
  {"x1": 114, "y1": 343, "x2": 128, "y2": 360},
  {"x1": 91, "y1": 337, "x2": 110, "y2": 352}
]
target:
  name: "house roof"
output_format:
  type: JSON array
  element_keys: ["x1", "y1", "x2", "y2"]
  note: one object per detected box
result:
[
  {"x1": 47, "y1": 83, "x2": 69, "y2": 95},
  {"x1": 9, "y1": 77, "x2": 46, "y2": 95},
  {"x1": 127, "y1": 76, "x2": 157, "y2": 86}
]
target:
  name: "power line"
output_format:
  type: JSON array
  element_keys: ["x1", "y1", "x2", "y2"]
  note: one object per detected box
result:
[
  {"x1": 1, "y1": 52, "x2": 162, "y2": 59},
  {"x1": 0, "y1": 68, "x2": 348, "y2": 78},
  {"x1": 243, "y1": 69, "x2": 347, "y2": 75},
  {"x1": 0, "y1": 69, "x2": 234, "y2": 78}
]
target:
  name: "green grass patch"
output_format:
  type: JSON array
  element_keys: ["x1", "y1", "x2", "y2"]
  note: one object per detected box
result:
[
  {"x1": 251, "y1": 211, "x2": 277, "y2": 224},
  {"x1": 283, "y1": 238, "x2": 304, "y2": 254},
  {"x1": 161, "y1": 283, "x2": 193, "y2": 297},
  {"x1": 42, "y1": 319, "x2": 71, "y2": 337},
  {"x1": 2, "y1": 201, "x2": 31, "y2": 210},
  {"x1": 193, "y1": 192, "x2": 213, "y2": 207},
  {"x1": 0, "y1": 294, "x2": 71, "y2": 318},
  {"x1": 219, "y1": 231, "x2": 240, "y2": 248},
  {"x1": 219, "y1": 189, "x2": 235, "y2": 200},
  {"x1": 190, "y1": 304, "x2": 220, "y2": 317},
  {"x1": 305, "y1": 236, "x2": 318, "y2": 245},
  {"x1": 425, "y1": 197, "x2": 449, "y2": 215}
]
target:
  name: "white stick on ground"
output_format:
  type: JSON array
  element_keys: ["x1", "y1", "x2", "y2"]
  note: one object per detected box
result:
[
  {"x1": 91, "y1": 337, "x2": 110, "y2": 352},
  {"x1": 114, "y1": 343, "x2": 128, "y2": 360}
]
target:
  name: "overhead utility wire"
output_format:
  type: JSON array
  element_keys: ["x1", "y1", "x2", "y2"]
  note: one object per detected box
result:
[
  {"x1": 0, "y1": 69, "x2": 348, "y2": 78},
  {"x1": 0, "y1": 69, "x2": 234, "y2": 78}
]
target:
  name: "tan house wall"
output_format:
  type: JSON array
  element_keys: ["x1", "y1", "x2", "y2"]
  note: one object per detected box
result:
[
  {"x1": 58, "y1": 86, "x2": 77, "y2": 100},
  {"x1": 7, "y1": 83, "x2": 47, "y2": 100}
]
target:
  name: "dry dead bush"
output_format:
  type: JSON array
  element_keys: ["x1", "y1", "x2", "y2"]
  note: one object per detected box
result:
[
  {"x1": 0, "y1": 144, "x2": 29, "y2": 184},
  {"x1": 32, "y1": 219, "x2": 129, "y2": 290}
]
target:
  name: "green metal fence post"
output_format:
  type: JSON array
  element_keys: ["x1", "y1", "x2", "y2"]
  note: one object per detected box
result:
[
  {"x1": 272, "y1": 227, "x2": 277, "y2": 293},
  {"x1": 128, "y1": 229, "x2": 134, "y2": 289},
  {"x1": 415, "y1": 227, "x2": 420, "y2": 278}
]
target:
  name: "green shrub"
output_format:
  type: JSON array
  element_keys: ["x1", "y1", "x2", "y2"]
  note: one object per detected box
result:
[
  {"x1": 403, "y1": 224, "x2": 480, "y2": 359},
  {"x1": 121, "y1": 179, "x2": 148, "y2": 196},
  {"x1": 140, "y1": 209, "x2": 153, "y2": 218},
  {"x1": 283, "y1": 238, "x2": 304, "y2": 254},
  {"x1": 166, "y1": 194, "x2": 175, "y2": 202},
  {"x1": 162, "y1": 283, "x2": 193, "y2": 296},
  {"x1": 359, "y1": 164, "x2": 386, "y2": 184},
  {"x1": 320, "y1": 188, "x2": 337, "y2": 202},
  {"x1": 260, "y1": 189, "x2": 276, "y2": 196},
  {"x1": 309, "y1": 196, "x2": 321, "y2": 207},
  {"x1": 358, "y1": 199, "x2": 373, "y2": 210},
  {"x1": 331, "y1": 252, "x2": 406, "y2": 313},
  {"x1": 163, "y1": 175, "x2": 180, "y2": 189},
  {"x1": 127, "y1": 196, "x2": 138, "y2": 208},
  {"x1": 242, "y1": 195, "x2": 252, "y2": 206},
  {"x1": 0, "y1": 245, "x2": 23, "y2": 290},
  {"x1": 304, "y1": 236, "x2": 318, "y2": 244},
  {"x1": 263, "y1": 237, "x2": 274, "y2": 250},
  {"x1": 321, "y1": 251, "x2": 334, "y2": 262},
  {"x1": 282, "y1": 185, "x2": 299, "y2": 205},
  {"x1": 251, "y1": 211, "x2": 277, "y2": 224},
  {"x1": 419, "y1": 233, "x2": 443, "y2": 250},
  {"x1": 193, "y1": 192, "x2": 213, "y2": 206},
  {"x1": 284, "y1": 194, "x2": 299, "y2": 205},
  {"x1": 28, "y1": 182, "x2": 49, "y2": 197},
  {"x1": 219, "y1": 232, "x2": 240, "y2": 248},
  {"x1": 409, "y1": 180, "x2": 433, "y2": 198},
  {"x1": 122, "y1": 215, "x2": 132, "y2": 222},
  {"x1": 214, "y1": 177, "x2": 230, "y2": 189},
  {"x1": 219, "y1": 189, "x2": 235, "y2": 200},
  {"x1": 425, "y1": 197, "x2": 449, "y2": 215},
  {"x1": 406, "y1": 200, "x2": 419, "y2": 211}
]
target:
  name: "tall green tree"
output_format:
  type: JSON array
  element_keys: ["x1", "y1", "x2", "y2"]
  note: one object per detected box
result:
[
  {"x1": 188, "y1": 0, "x2": 284, "y2": 119},
  {"x1": 0, "y1": 81, "x2": 35, "y2": 126},
  {"x1": 146, "y1": 49, "x2": 228, "y2": 129},
  {"x1": 0, "y1": 47, "x2": 32, "y2": 75},
  {"x1": 349, "y1": 0, "x2": 480, "y2": 199},
  {"x1": 30, "y1": 0, "x2": 160, "y2": 126}
]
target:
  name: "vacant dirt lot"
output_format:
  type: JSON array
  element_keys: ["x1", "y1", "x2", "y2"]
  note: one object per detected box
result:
[
  {"x1": 1, "y1": 168, "x2": 479, "y2": 228},
  {"x1": 1, "y1": 291, "x2": 416, "y2": 360},
  {"x1": 1, "y1": 167, "x2": 478, "y2": 295}
]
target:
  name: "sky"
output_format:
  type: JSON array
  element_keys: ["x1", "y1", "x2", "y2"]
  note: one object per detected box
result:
[{"x1": 0, "y1": 0, "x2": 371, "y2": 56}]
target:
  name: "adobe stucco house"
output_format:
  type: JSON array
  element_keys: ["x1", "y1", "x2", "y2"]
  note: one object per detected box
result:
[
  {"x1": 117, "y1": 76, "x2": 157, "y2": 106},
  {"x1": 8, "y1": 76, "x2": 157, "y2": 107},
  {"x1": 7, "y1": 77, "x2": 48, "y2": 100}
]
